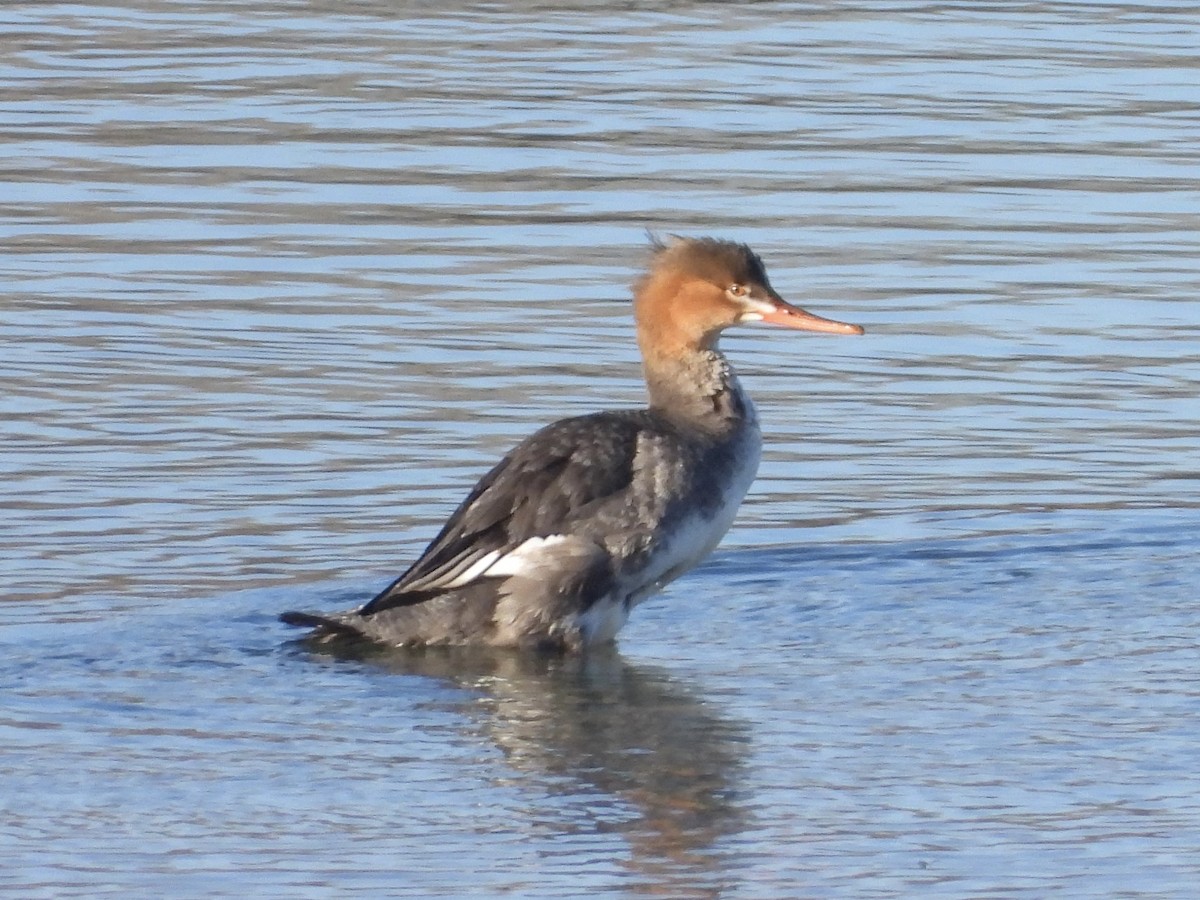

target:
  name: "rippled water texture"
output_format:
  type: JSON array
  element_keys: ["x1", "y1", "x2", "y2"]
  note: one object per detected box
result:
[{"x1": 3, "y1": 1, "x2": 1199, "y2": 896}]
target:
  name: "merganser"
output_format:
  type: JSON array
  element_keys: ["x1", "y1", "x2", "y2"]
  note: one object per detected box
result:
[{"x1": 282, "y1": 236, "x2": 863, "y2": 651}]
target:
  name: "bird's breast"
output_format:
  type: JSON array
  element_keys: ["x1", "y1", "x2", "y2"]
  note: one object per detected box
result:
[{"x1": 623, "y1": 416, "x2": 762, "y2": 605}]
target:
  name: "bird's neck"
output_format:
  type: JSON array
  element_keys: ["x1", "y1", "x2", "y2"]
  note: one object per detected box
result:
[{"x1": 641, "y1": 345, "x2": 754, "y2": 435}]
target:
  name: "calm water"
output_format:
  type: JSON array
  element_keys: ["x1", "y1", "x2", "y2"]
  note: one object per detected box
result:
[{"x1": 3, "y1": 1, "x2": 1199, "y2": 896}]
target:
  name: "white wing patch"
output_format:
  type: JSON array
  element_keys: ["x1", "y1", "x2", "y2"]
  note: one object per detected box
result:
[
  {"x1": 483, "y1": 535, "x2": 570, "y2": 577},
  {"x1": 442, "y1": 550, "x2": 502, "y2": 588},
  {"x1": 444, "y1": 535, "x2": 570, "y2": 588}
]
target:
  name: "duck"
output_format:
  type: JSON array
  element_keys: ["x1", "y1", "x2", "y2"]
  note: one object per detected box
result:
[{"x1": 281, "y1": 235, "x2": 863, "y2": 652}]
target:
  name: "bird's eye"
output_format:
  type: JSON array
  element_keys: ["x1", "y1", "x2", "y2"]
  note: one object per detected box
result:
[{"x1": 728, "y1": 283, "x2": 749, "y2": 297}]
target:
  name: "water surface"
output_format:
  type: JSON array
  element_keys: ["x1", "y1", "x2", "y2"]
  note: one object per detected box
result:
[{"x1": 3, "y1": 1, "x2": 1199, "y2": 896}]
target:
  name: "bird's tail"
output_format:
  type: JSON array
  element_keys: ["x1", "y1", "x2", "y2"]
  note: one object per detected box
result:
[{"x1": 279, "y1": 610, "x2": 365, "y2": 641}]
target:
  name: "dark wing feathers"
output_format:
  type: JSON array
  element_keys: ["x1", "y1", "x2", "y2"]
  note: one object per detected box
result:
[{"x1": 356, "y1": 412, "x2": 643, "y2": 617}]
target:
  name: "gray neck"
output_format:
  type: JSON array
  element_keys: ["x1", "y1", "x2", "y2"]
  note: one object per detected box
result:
[{"x1": 643, "y1": 349, "x2": 753, "y2": 435}]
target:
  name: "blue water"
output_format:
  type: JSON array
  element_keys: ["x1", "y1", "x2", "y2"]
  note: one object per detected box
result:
[
  {"x1": 3, "y1": 1, "x2": 1199, "y2": 896},
  {"x1": 5, "y1": 515, "x2": 1199, "y2": 896}
]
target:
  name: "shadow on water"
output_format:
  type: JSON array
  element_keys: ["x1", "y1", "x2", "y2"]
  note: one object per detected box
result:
[{"x1": 288, "y1": 639, "x2": 751, "y2": 897}]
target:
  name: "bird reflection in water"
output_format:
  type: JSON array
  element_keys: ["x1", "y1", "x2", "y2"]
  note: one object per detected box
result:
[{"x1": 298, "y1": 640, "x2": 749, "y2": 897}]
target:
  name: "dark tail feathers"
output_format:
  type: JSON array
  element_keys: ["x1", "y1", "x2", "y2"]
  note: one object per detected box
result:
[{"x1": 279, "y1": 610, "x2": 365, "y2": 640}]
